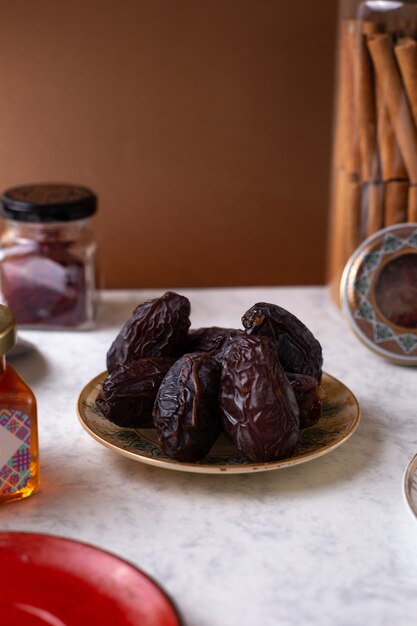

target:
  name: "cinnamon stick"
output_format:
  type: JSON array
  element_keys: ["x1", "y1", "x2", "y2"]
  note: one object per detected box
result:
[
  {"x1": 395, "y1": 38, "x2": 417, "y2": 128},
  {"x1": 328, "y1": 171, "x2": 361, "y2": 304},
  {"x1": 375, "y1": 76, "x2": 408, "y2": 181},
  {"x1": 408, "y1": 185, "x2": 417, "y2": 222},
  {"x1": 364, "y1": 181, "x2": 384, "y2": 235},
  {"x1": 385, "y1": 180, "x2": 408, "y2": 225},
  {"x1": 337, "y1": 21, "x2": 360, "y2": 174},
  {"x1": 347, "y1": 21, "x2": 379, "y2": 181},
  {"x1": 345, "y1": 174, "x2": 361, "y2": 256},
  {"x1": 329, "y1": 21, "x2": 361, "y2": 304},
  {"x1": 368, "y1": 33, "x2": 417, "y2": 183},
  {"x1": 328, "y1": 170, "x2": 347, "y2": 305},
  {"x1": 394, "y1": 36, "x2": 417, "y2": 222},
  {"x1": 333, "y1": 23, "x2": 348, "y2": 170}
]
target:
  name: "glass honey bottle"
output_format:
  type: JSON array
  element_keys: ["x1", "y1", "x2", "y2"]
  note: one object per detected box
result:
[{"x1": 0, "y1": 305, "x2": 39, "y2": 503}]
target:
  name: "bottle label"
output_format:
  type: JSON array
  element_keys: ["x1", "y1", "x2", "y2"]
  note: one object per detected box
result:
[{"x1": 0, "y1": 409, "x2": 31, "y2": 497}]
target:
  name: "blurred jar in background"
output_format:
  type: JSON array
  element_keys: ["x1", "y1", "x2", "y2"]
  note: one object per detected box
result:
[
  {"x1": 0, "y1": 184, "x2": 98, "y2": 330},
  {"x1": 328, "y1": 0, "x2": 417, "y2": 304}
]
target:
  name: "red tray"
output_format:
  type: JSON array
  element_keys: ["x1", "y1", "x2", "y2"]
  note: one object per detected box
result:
[{"x1": 0, "y1": 532, "x2": 182, "y2": 626}]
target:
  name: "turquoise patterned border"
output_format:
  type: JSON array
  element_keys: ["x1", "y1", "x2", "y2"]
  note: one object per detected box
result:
[{"x1": 352, "y1": 228, "x2": 417, "y2": 355}]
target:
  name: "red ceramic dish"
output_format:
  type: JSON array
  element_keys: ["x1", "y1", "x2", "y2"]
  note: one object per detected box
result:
[{"x1": 0, "y1": 532, "x2": 182, "y2": 626}]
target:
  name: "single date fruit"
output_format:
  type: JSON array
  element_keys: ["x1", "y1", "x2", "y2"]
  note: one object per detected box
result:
[
  {"x1": 286, "y1": 373, "x2": 323, "y2": 429},
  {"x1": 153, "y1": 353, "x2": 221, "y2": 462},
  {"x1": 186, "y1": 327, "x2": 243, "y2": 362},
  {"x1": 97, "y1": 357, "x2": 176, "y2": 427},
  {"x1": 220, "y1": 334, "x2": 299, "y2": 462},
  {"x1": 107, "y1": 292, "x2": 191, "y2": 372},
  {"x1": 242, "y1": 302, "x2": 323, "y2": 381}
]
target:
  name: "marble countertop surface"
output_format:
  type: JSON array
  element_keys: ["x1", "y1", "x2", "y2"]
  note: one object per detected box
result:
[{"x1": 1, "y1": 287, "x2": 417, "y2": 626}]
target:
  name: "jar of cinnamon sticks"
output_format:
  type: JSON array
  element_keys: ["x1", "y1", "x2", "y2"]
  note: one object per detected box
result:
[{"x1": 328, "y1": 0, "x2": 417, "y2": 304}]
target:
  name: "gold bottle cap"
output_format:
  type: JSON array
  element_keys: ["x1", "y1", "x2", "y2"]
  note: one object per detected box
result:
[
  {"x1": 0, "y1": 304, "x2": 16, "y2": 355},
  {"x1": 341, "y1": 223, "x2": 417, "y2": 365}
]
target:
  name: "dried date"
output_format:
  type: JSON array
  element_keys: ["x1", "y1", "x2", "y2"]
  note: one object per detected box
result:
[
  {"x1": 220, "y1": 334, "x2": 299, "y2": 462},
  {"x1": 153, "y1": 353, "x2": 221, "y2": 462},
  {"x1": 186, "y1": 327, "x2": 243, "y2": 362},
  {"x1": 107, "y1": 292, "x2": 191, "y2": 372},
  {"x1": 286, "y1": 373, "x2": 323, "y2": 429},
  {"x1": 97, "y1": 357, "x2": 176, "y2": 427},
  {"x1": 242, "y1": 302, "x2": 323, "y2": 381}
]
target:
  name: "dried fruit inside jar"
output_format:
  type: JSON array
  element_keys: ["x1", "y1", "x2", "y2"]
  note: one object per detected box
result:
[{"x1": 0, "y1": 241, "x2": 93, "y2": 328}]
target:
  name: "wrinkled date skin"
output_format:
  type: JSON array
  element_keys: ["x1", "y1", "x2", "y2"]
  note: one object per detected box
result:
[
  {"x1": 186, "y1": 327, "x2": 244, "y2": 362},
  {"x1": 107, "y1": 292, "x2": 191, "y2": 372},
  {"x1": 97, "y1": 357, "x2": 176, "y2": 427},
  {"x1": 242, "y1": 302, "x2": 323, "y2": 381},
  {"x1": 153, "y1": 353, "x2": 221, "y2": 462},
  {"x1": 220, "y1": 334, "x2": 299, "y2": 462},
  {"x1": 286, "y1": 373, "x2": 323, "y2": 429}
]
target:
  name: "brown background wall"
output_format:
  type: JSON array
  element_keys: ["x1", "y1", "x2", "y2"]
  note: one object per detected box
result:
[{"x1": 0, "y1": 0, "x2": 338, "y2": 288}]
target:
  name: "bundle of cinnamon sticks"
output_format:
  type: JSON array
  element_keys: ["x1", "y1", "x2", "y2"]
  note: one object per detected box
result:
[{"x1": 328, "y1": 17, "x2": 417, "y2": 302}]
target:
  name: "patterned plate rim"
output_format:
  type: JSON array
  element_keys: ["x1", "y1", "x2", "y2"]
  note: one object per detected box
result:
[
  {"x1": 76, "y1": 371, "x2": 361, "y2": 475},
  {"x1": 403, "y1": 452, "x2": 417, "y2": 521}
]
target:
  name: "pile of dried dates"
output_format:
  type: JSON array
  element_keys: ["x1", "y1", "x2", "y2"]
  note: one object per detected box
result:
[{"x1": 96, "y1": 291, "x2": 324, "y2": 464}]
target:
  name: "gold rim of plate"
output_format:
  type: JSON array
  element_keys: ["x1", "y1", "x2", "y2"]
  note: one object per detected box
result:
[{"x1": 77, "y1": 371, "x2": 361, "y2": 475}]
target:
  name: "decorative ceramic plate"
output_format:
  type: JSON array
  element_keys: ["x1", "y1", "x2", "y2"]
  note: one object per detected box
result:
[
  {"x1": 403, "y1": 453, "x2": 417, "y2": 520},
  {"x1": 340, "y1": 223, "x2": 417, "y2": 365},
  {"x1": 77, "y1": 371, "x2": 360, "y2": 474},
  {"x1": 0, "y1": 532, "x2": 182, "y2": 626}
]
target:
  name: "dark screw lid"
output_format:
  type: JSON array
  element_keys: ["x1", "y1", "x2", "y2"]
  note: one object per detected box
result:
[{"x1": 0, "y1": 183, "x2": 97, "y2": 223}]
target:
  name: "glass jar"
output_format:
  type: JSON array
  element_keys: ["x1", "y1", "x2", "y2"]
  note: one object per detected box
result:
[
  {"x1": 0, "y1": 305, "x2": 39, "y2": 504},
  {"x1": 328, "y1": 0, "x2": 417, "y2": 304},
  {"x1": 0, "y1": 184, "x2": 98, "y2": 330}
]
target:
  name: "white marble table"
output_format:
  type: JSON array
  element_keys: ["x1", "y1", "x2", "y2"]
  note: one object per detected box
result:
[{"x1": 1, "y1": 287, "x2": 417, "y2": 626}]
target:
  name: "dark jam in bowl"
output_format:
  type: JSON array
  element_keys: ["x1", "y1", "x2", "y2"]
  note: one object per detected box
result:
[{"x1": 374, "y1": 253, "x2": 417, "y2": 329}]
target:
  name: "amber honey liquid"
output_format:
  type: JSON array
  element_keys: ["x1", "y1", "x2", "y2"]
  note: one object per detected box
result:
[{"x1": 0, "y1": 358, "x2": 39, "y2": 504}]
